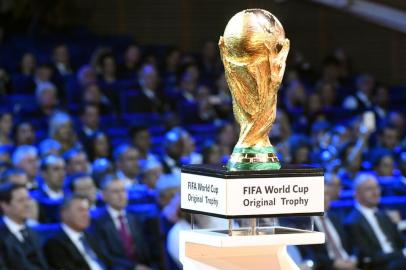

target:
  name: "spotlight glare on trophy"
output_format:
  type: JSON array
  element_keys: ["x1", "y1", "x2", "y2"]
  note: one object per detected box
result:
[{"x1": 180, "y1": 9, "x2": 325, "y2": 270}]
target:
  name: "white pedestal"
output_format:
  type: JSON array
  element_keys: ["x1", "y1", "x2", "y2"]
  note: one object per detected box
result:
[
  {"x1": 180, "y1": 165, "x2": 325, "y2": 270},
  {"x1": 180, "y1": 228, "x2": 325, "y2": 270}
]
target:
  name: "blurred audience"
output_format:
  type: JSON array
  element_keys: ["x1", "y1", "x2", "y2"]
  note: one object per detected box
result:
[
  {"x1": 64, "y1": 149, "x2": 89, "y2": 176},
  {"x1": 49, "y1": 111, "x2": 80, "y2": 153},
  {"x1": 0, "y1": 27, "x2": 404, "y2": 270},
  {"x1": 13, "y1": 122, "x2": 36, "y2": 146},
  {"x1": 114, "y1": 144, "x2": 141, "y2": 187},
  {"x1": 68, "y1": 173, "x2": 98, "y2": 209},
  {"x1": 0, "y1": 168, "x2": 28, "y2": 186},
  {"x1": 36, "y1": 155, "x2": 66, "y2": 200},
  {"x1": 12, "y1": 145, "x2": 39, "y2": 189},
  {"x1": 0, "y1": 112, "x2": 13, "y2": 146}
]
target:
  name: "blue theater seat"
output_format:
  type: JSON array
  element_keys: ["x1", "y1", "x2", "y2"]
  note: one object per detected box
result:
[
  {"x1": 91, "y1": 203, "x2": 159, "y2": 221},
  {"x1": 100, "y1": 115, "x2": 123, "y2": 128},
  {"x1": 127, "y1": 203, "x2": 160, "y2": 218},
  {"x1": 149, "y1": 125, "x2": 166, "y2": 136},
  {"x1": 32, "y1": 223, "x2": 60, "y2": 246},
  {"x1": 330, "y1": 196, "x2": 406, "y2": 220},
  {"x1": 123, "y1": 113, "x2": 163, "y2": 127},
  {"x1": 187, "y1": 123, "x2": 218, "y2": 135},
  {"x1": 96, "y1": 185, "x2": 157, "y2": 207},
  {"x1": 106, "y1": 127, "x2": 128, "y2": 138},
  {"x1": 31, "y1": 196, "x2": 63, "y2": 224},
  {"x1": 127, "y1": 185, "x2": 157, "y2": 205},
  {"x1": 7, "y1": 94, "x2": 37, "y2": 112},
  {"x1": 10, "y1": 74, "x2": 35, "y2": 94}
]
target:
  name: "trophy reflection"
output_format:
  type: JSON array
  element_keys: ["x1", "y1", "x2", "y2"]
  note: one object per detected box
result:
[{"x1": 219, "y1": 9, "x2": 290, "y2": 171}]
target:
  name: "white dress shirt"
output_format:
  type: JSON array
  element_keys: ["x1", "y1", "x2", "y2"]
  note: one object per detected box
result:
[
  {"x1": 3, "y1": 216, "x2": 26, "y2": 242},
  {"x1": 142, "y1": 88, "x2": 156, "y2": 100},
  {"x1": 167, "y1": 219, "x2": 191, "y2": 268},
  {"x1": 314, "y1": 216, "x2": 350, "y2": 259},
  {"x1": 62, "y1": 224, "x2": 103, "y2": 270},
  {"x1": 343, "y1": 91, "x2": 371, "y2": 110},
  {"x1": 56, "y1": 62, "x2": 72, "y2": 76},
  {"x1": 163, "y1": 155, "x2": 181, "y2": 176},
  {"x1": 82, "y1": 125, "x2": 96, "y2": 137},
  {"x1": 356, "y1": 203, "x2": 393, "y2": 253},
  {"x1": 43, "y1": 184, "x2": 64, "y2": 200}
]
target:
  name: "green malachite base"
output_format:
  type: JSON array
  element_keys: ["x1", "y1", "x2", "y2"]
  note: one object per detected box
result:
[
  {"x1": 227, "y1": 146, "x2": 281, "y2": 171},
  {"x1": 227, "y1": 161, "x2": 281, "y2": 171}
]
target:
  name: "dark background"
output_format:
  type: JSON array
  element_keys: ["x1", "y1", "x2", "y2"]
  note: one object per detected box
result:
[{"x1": 17, "y1": 0, "x2": 403, "y2": 84}]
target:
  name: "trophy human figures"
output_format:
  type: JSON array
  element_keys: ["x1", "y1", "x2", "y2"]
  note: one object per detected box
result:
[{"x1": 219, "y1": 9, "x2": 290, "y2": 171}]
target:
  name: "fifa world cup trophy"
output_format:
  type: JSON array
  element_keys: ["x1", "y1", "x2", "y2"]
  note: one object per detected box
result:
[{"x1": 219, "y1": 9, "x2": 290, "y2": 171}]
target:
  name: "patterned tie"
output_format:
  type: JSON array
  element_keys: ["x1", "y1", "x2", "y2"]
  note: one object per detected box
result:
[
  {"x1": 79, "y1": 235, "x2": 106, "y2": 270},
  {"x1": 320, "y1": 216, "x2": 344, "y2": 259},
  {"x1": 118, "y1": 214, "x2": 137, "y2": 261}
]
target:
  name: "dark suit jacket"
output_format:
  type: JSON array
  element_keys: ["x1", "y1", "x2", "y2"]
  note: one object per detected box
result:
[
  {"x1": 345, "y1": 208, "x2": 405, "y2": 269},
  {"x1": 0, "y1": 219, "x2": 49, "y2": 270},
  {"x1": 91, "y1": 207, "x2": 166, "y2": 270},
  {"x1": 30, "y1": 188, "x2": 63, "y2": 224},
  {"x1": 0, "y1": 255, "x2": 8, "y2": 270},
  {"x1": 43, "y1": 226, "x2": 111, "y2": 270},
  {"x1": 308, "y1": 213, "x2": 354, "y2": 270},
  {"x1": 125, "y1": 90, "x2": 167, "y2": 114}
]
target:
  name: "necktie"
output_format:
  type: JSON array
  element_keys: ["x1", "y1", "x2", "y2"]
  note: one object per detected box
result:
[
  {"x1": 118, "y1": 214, "x2": 137, "y2": 261},
  {"x1": 320, "y1": 216, "x2": 344, "y2": 259},
  {"x1": 20, "y1": 227, "x2": 29, "y2": 242},
  {"x1": 79, "y1": 235, "x2": 106, "y2": 270}
]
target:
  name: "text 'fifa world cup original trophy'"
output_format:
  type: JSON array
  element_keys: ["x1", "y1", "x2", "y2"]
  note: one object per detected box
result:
[{"x1": 219, "y1": 9, "x2": 290, "y2": 171}]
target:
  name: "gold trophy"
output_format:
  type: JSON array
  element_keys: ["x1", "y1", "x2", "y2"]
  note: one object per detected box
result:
[{"x1": 219, "y1": 9, "x2": 290, "y2": 171}]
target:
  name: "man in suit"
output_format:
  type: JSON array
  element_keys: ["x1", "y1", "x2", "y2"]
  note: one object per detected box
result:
[
  {"x1": 159, "y1": 128, "x2": 184, "y2": 175},
  {"x1": 125, "y1": 64, "x2": 167, "y2": 114},
  {"x1": 52, "y1": 43, "x2": 73, "y2": 76},
  {"x1": 114, "y1": 144, "x2": 141, "y2": 187},
  {"x1": 34, "y1": 154, "x2": 66, "y2": 200},
  {"x1": 69, "y1": 173, "x2": 98, "y2": 210},
  {"x1": 91, "y1": 174, "x2": 165, "y2": 270},
  {"x1": 342, "y1": 74, "x2": 374, "y2": 112},
  {"x1": 0, "y1": 183, "x2": 49, "y2": 270},
  {"x1": 12, "y1": 145, "x2": 40, "y2": 189},
  {"x1": 64, "y1": 149, "x2": 90, "y2": 176},
  {"x1": 0, "y1": 168, "x2": 29, "y2": 186},
  {"x1": 77, "y1": 104, "x2": 102, "y2": 143},
  {"x1": 309, "y1": 184, "x2": 359, "y2": 270},
  {"x1": 345, "y1": 173, "x2": 406, "y2": 270},
  {"x1": 30, "y1": 154, "x2": 66, "y2": 223},
  {"x1": 44, "y1": 194, "x2": 111, "y2": 270}
]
